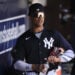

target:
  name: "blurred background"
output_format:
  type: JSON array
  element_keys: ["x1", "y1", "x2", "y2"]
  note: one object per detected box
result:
[{"x1": 0, "y1": 0, "x2": 75, "y2": 75}]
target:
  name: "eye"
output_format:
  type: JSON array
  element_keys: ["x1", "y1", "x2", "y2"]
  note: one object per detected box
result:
[{"x1": 38, "y1": 12, "x2": 44, "y2": 17}]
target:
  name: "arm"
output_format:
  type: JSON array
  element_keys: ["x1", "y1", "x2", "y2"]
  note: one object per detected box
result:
[
  {"x1": 48, "y1": 30, "x2": 75, "y2": 63},
  {"x1": 47, "y1": 48, "x2": 75, "y2": 63},
  {"x1": 14, "y1": 60, "x2": 32, "y2": 71},
  {"x1": 11, "y1": 36, "x2": 32, "y2": 71},
  {"x1": 59, "y1": 49, "x2": 75, "y2": 62},
  {"x1": 55, "y1": 31, "x2": 75, "y2": 63},
  {"x1": 14, "y1": 60, "x2": 45, "y2": 72},
  {"x1": 12, "y1": 36, "x2": 43, "y2": 72}
]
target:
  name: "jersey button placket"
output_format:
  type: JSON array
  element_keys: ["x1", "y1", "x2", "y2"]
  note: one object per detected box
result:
[{"x1": 39, "y1": 42, "x2": 43, "y2": 63}]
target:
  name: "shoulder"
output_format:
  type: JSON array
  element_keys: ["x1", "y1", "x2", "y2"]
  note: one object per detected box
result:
[
  {"x1": 45, "y1": 29, "x2": 64, "y2": 40},
  {"x1": 45, "y1": 28, "x2": 59, "y2": 35},
  {"x1": 17, "y1": 29, "x2": 31, "y2": 41},
  {"x1": 20, "y1": 29, "x2": 31, "y2": 38}
]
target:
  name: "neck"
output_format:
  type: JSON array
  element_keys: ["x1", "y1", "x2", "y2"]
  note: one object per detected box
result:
[{"x1": 32, "y1": 26, "x2": 44, "y2": 33}]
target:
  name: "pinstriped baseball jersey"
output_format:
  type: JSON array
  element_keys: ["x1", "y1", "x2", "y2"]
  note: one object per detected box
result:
[{"x1": 12, "y1": 28, "x2": 73, "y2": 64}]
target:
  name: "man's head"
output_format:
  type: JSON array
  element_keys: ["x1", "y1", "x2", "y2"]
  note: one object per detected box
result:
[{"x1": 28, "y1": 3, "x2": 45, "y2": 27}]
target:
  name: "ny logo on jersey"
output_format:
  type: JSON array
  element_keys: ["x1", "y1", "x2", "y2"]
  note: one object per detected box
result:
[{"x1": 43, "y1": 37, "x2": 54, "y2": 49}]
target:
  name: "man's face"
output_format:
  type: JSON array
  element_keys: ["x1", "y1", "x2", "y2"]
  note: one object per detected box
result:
[{"x1": 30, "y1": 12, "x2": 45, "y2": 27}]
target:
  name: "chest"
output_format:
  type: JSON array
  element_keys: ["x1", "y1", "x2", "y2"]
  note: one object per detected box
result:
[{"x1": 24, "y1": 35, "x2": 58, "y2": 53}]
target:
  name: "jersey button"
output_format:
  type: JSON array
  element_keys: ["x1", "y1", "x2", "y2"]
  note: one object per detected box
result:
[
  {"x1": 39, "y1": 43, "x2": 41, "y2": 46},
  {"x1": 40, "y1": 61, "x2": 42, "y2": 63},
  {"x1": 40, "y1": 51, "x2": 42, "y2": 54}
]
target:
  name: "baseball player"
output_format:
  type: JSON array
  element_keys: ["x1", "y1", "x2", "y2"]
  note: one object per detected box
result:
[{"x1": 11, "y1": 3, "x2": 75, "y2": 75}]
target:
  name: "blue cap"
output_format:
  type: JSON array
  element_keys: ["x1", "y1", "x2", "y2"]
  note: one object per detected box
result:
[{"x1": 28, "y1": 3, "x2": 44, "y2": 17}]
